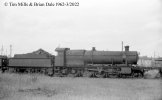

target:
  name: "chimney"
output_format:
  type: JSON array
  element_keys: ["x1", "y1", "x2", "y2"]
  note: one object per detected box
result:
[{"x1": 125, "y1": 46, "x2": 129, "y2": 52}]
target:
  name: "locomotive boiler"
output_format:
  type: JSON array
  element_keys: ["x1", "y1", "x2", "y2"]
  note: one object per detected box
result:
[
  {"x1": 55, "y1": 46, "x2": 138, "y2": 66},
  {"x1": 84, "y1": 46, "x2": 138, "y2": 65}
]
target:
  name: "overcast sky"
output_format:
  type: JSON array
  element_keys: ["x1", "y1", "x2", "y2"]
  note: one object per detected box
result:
[{"x1": 0, "y1": 0, "x2": 162, "y2": 57}]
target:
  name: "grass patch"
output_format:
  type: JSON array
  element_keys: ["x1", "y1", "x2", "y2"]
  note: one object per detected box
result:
[{"x1": 0, "y1": 73, "x2": 162, "y2": 100}]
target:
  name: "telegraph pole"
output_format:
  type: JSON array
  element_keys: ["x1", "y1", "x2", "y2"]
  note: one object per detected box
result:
[
  {"x1": 10, "y1": 45, "x2": 12, "y2": 57},
  {"x1": 122, "y1": 41, "x2": 123, "y2": 51},
  {"x1": 1, "y1": 45, "x2": 4, "y2": 55}
]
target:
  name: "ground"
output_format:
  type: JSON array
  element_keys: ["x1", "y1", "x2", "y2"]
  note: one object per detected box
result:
[{"x1": 0, "y1": 73, "x2": 162, "y2": 100}]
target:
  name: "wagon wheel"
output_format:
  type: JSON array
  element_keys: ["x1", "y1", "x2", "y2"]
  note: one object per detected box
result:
[
  {"x1": 104, "y1": 73, "x2": 109, "y2": 78},
  {"x1": 67, "y1": 69, "x2": 79, "y2": 77},
  {"x1": 75, "y1": 71, "x2": 82, "y2": 77},
  {"x1": 132, "y1": 72, "x2": 143, "y2": 78},
  {"x1": 82, "y1": 71, "x2": 93, "y2": 77},
  {"x1": 94, "y1": 71, "x2": 105, "y2": 78},
  {"x1": 137, "y1": 72, "x2": 143, "y2": 78},
  {"x1": 47, "y1": 70, "x2": 54, "y2": 76},
  {"x1": 59, "y1": 69, "x2": 68, "y2": 77},
  {"x1": 131, "y1": 72, "x2": 136, "y2": 78},
  {"x1": 67, "y1": 73, "x2": 75, "y2": 77}
]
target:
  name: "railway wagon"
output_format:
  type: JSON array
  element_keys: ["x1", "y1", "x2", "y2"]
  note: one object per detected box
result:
[
  {"x1": 0, "y1": 56, "x2": 8, "y2": 72},
  {"x1": 0, "y1": 56, "x2": 7, "y2": 66},
  {"x1": 0, "y1": 56, "x2": 2, "y2": 70},
  {"x1": 0, "y1": 57, "x2": 2, "y2": 67},
  {"x1": 54, "y1": 46, "x2": 143, "y2": 78}
]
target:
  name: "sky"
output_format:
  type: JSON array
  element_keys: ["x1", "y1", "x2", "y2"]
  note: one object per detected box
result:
[{"x1": 0, "y1": 0, "x2": 162, "y2": 57}]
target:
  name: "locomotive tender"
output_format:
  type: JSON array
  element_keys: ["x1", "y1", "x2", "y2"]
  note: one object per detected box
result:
[{"x1": 0, "y1": 46, "x2": 145, "y2": 78}]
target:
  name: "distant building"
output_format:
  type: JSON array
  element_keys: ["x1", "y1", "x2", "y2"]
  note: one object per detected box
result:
[
  {"x1": 138, "y1": 56, "x2": 153, "y2": 67},
  {"x1": 154, "y1": 58, "x2": 162, "y2": 67},
  {"x1": 138, "y1": 56, "x2": 162, "y2": 67},
  {"x1": 14, "y1": 49, "x2": 54, "y2": 59}
]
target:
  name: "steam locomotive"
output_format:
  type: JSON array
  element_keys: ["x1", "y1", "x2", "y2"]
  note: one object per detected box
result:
[{"x1": 0, "y1": 46, "x2": 145, "y2": 78}]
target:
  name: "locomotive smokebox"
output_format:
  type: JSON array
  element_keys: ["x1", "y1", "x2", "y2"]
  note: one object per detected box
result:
[{"x1": 125, "y1": 46, "x2": 129, "y2": 52}]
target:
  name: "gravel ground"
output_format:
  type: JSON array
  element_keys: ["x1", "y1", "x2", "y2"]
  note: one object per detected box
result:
[{"x1": 0, "y1": 73, "x2": 162, "y2": 100}]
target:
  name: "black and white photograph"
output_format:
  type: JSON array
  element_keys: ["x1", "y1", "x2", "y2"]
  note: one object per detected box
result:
[{"x1": 0, "y1": 0, "x2": 162, "y2": 100}]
